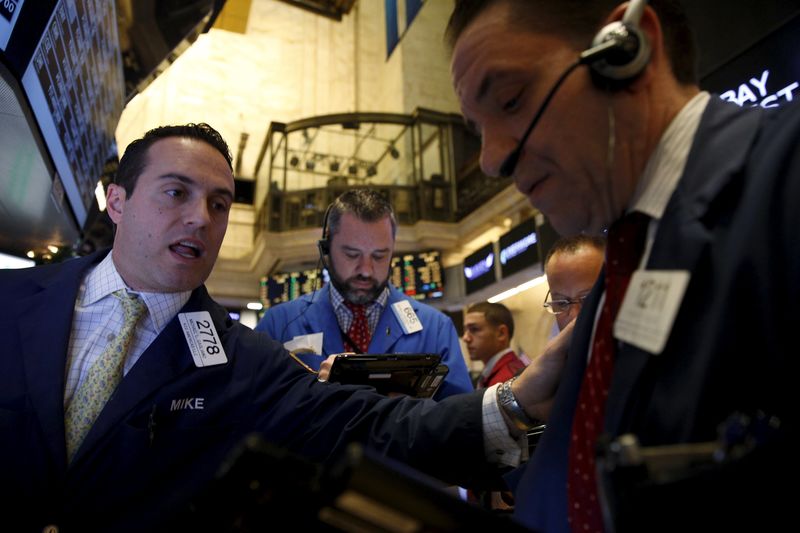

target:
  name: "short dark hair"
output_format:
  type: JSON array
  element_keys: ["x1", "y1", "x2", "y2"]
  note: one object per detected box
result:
[
  {"x1": 446, "y1": 0, "x2": 697, "y2": 85},
  {"x1": 544, "y1": 234, "x2": 606, "y2": 268},
  {"x1": 115, "y1": 123, "x2": 233, "y2": 197},
  {"x1": 326, "y1": 189, "x2": 398, "y2": 240},
  {"x1": 466, "y1": 301, "x2": 515, "y2": 339}
]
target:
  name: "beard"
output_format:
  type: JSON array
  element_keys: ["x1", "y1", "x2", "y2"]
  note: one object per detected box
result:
[{"x1": 330, "y1": 270, "x2": 388, "y2": 305}]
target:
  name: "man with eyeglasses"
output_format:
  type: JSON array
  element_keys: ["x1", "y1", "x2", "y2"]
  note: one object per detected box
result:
[{"x1": 542, "y1": 235, "x2": 606, "y2": 331}]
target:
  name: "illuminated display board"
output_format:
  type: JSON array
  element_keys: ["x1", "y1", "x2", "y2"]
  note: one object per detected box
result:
[
  {"x1": 702, "y1": 15, "x2": 799, "y2": 109},
  {"x1": 463, "y1": 242, "x2": 496, "y2": 295},
  {"x1": 20, "y1": 0, "x2": 124, "y2": 228},
  {"x1": 498, "y1": 218, "x2": 539, "y2": 278},
  {"x1": 261, "y1": 251, "x2": 444, "y2": 308},
  {"x1": 260, "y1": 268, "x2": 328, "y2": 309},
  {"x1": 390, "y1": 251, "x2": 444, "y2": 300}
]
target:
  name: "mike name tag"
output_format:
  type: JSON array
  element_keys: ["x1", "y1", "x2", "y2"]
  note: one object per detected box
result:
[{"x1": 178, "y1": 311, "x2": 228, "y2": 367}]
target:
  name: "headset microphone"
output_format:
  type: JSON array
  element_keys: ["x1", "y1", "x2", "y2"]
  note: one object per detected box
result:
[
  {"x1": 499, "y1": 59, "x2": 583, "y2": 178},
  {"x1": 497, "y1": 0, "x2": 651, "y2": 178},
  {"x1": 585, "y1": 0, "x2": 651, "y2": 83},
  {"x1": 317, "y1": 203, "x2": 333, "y2": 269},
  {"x1": 281, "y1": 203, "x2": 333, "y2": 342}
]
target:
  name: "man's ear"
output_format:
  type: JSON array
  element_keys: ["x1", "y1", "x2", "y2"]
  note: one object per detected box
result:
[
  {"x1": 623, "y1": 5, "x2": 663, "y2": 94},
  {"x1": 497, "y1": 323, "x2": 510, "y2": 343},
  {"x1": 106, "y1": 183, "x2": 126, "y2": 225}
]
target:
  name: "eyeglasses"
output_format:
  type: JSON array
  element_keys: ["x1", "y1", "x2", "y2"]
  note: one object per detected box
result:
[{"x1": 542, "y1": 290, "x2": 588, "y2": 315}]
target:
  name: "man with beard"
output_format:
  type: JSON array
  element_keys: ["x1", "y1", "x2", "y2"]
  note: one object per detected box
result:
[{"x1": 256, "y1": 189, "x2": 473, "y2": 399}]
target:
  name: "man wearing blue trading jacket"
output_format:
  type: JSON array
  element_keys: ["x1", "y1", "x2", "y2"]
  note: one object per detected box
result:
[{"x1": 255, "y1": 188, "x2": 473, "y2": 399}]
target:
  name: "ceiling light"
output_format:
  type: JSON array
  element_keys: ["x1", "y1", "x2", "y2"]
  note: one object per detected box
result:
[
  {"x1": 487, "y1": 275, "x2": 547, "y2": 303},
  {"x1": 289, "y1": 156, "x2": 299, "y2": 167},
  {"x1": 95, "y1": 181, "x2": 107, "y2": 211},
  {"x1": 246, "y1": 302, "x2": 264, "y2": 311}
]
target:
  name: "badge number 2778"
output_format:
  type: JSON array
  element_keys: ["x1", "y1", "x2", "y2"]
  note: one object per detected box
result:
[{"x1": 179, "y1": 311, "x2": 228, "y2": 367}]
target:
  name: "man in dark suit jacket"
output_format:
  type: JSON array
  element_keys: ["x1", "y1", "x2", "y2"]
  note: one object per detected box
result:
[
  {"x1": 0, "y1": 123, "x2": 548, "y2": 532},
  {"x1": 448, "y1": 0, "x2": 797, "y2": 531}
]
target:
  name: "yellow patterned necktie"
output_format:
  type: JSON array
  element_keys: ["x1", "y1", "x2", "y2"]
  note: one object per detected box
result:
[{"x1": 65, "y1": 289, "x2": 147, "y2": 461}]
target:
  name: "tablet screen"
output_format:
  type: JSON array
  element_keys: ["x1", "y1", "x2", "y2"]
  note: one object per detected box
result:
[{"x1": 327, "y1": 353, "x2": 448, "y2": 398}]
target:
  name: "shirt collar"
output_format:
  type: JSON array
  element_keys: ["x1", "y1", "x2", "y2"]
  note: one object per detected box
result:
[
  {"x1": 628, "y1": 91, "x2": 711, "y2": 220},
  {"x1": 82, "y1": 250, "x2": 192, "y2": 334},
  {"x1": 481, "y1": 347, "x2": 514, "y2": 379}
]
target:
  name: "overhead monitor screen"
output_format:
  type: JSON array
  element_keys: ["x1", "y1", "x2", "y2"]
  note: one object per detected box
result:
[
  {"x1": 463, "y1": 242, "x2": 496, "y2": 295},
  {"x1": 0, "y1": 0, "x2": 24, "y2": 50},
  {"x1": 260, "y1": 268, "x2": 329, "y2": 310},
  {"x1": 260, "y1": 250, "x2": 445, "y2": 308},
  {"x1": 498, "y1": 217, "x2": 539, "y2": 278},
  {"x1": 390, "y1": 251, "x2": 444, "y2": 300},
  {"x1": 701, "y1": 14, "x2": 799, "y2": 108},
  {"x1": 19, "y1": 0, "x2": 125, "y2": 228}
]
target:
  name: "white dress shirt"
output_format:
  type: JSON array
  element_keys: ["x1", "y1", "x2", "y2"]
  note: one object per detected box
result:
[{"x1": 64, "y1": 251, "x2": 190, "y2": 406}]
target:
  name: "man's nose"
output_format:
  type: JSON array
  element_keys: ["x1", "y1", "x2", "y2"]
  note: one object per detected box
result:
[
  {"x1": 355, "y1": 256, "x2": 375, "y2": 277},
  {"x1": 479, "y1": 127, "x2": 518, "y2": 178},
  {"x1": 185, "y1": 198, "x2": 211, "y2": 228}
]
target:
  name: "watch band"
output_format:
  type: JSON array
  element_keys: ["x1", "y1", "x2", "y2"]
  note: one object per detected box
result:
[{"x1": 497, "y1": 376, "x2": 537, "y2": 431}]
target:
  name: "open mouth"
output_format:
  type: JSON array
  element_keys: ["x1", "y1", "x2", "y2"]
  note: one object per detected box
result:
[{"x1": 169, "y1": 240, "x2": 204, "y2": 259}]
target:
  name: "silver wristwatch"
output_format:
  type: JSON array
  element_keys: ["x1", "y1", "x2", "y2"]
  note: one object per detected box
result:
[{"x1": 497, "y1": 376, "x2": 537, "y2": 431}]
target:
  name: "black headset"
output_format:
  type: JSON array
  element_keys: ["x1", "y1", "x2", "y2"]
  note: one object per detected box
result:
[
  {"x1": 317, "y1": 203, "x2": 333, "y2": 266},
  {"x1": 499, "y1": 0, "x2": 652, "y2": 177},
  {"x1": 583, "y1": 0, "x2": 651, "y2": 86},
  {"x1": 281, "y1": 203, "x2": 334, "y2": 342}
]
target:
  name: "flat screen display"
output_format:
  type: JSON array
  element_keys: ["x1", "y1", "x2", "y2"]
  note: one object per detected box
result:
[
  {"x1": 260, "y1": 267, "x2": 329, "y2": 309},
  {"x1": 498, "y1": 217, "x2": 539, "y2": 278},
  {"x1": 19, "y1": 0, "x2": 124, "y2": 228},
  {"x1": 463, "y1": 242, "x2": 496, "y2": 295},
  {"x1": 701, "y1": 14, "x2": 800, "y2": 108},
  {"x1": 260, "y1": 250, "x2": 445, "y2": 308},
  {"x1": 0, "y1": 0, "x2": 24, "y2": 50},
  {"x1": 390, "y1": 251, "x2": 444, "y2": 300}
]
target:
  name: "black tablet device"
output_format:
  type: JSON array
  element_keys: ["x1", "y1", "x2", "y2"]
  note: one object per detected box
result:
[{"x1": 327, "y1": 353, "x2": 448, "y2": 398}]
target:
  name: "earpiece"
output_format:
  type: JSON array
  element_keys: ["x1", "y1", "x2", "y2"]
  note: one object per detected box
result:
[
  {"x1": 582, "y1": 0, "x2": 651, "y2": 86},
  {"x1": 317, "y1": 203, "x2": 333, "y2": 265}
]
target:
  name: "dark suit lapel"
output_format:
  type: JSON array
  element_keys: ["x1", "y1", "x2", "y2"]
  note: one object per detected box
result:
[
  {"x1": 606, "y1": 99, "x2": 764, "y2": 435},
  {"x1": 18, "y1": 253, "x2": 104, "y2": 468},
  {"x1": 72, "y1": 287, "x2": 222, "y2": 464}
]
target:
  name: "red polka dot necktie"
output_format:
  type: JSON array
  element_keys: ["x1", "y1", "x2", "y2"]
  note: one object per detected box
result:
[
  {"x1": 343, "y1": 301, "x2": 370, "y2": 353},
  {"x1": 567, "y1": 212, "x2": 649, "y2": 533}
]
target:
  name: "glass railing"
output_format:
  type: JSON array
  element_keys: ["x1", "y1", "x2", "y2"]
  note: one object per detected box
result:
[{"x1": 250, "y1": 108, "x2": 511, "y2": 239}]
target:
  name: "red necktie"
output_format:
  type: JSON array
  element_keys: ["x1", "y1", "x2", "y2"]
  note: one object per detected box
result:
[
  {"x1": 567, "y1": 213, "x2": 649, "y2": 533},
  {"x1": 343, "y1": 301, "x2": 370, "y2": 353}
]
